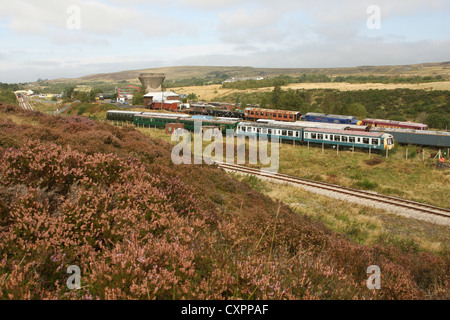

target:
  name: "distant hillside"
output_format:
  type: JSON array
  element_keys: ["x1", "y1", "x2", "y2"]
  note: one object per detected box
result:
[{"x1": 50, "y1": 62, "x2": 450, "y2": 84}]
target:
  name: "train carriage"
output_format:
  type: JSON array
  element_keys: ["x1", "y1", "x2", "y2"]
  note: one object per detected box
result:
[
  {"x1": 133, "y1": 114, "x2": 178, "y2": 128},
  {"x1": 187, "y1": 105, "x2": 244, "y2": 119},
  {"x1": 244, "y1": 108, "x2": 302, "y2": 122},
  {"x1": 369, "y1": 127, "x2": 450, "y2": 147},
  {"x1": 361, "y1": 118, "x2": 428, "y2": 130},
  {"x1": 236, "y1": 122, "x2": 395, "y2": 151},
  {"x1": 179, "y1": 118, "x2": 239, "y2": 133},
  {"x1": 237, "y1": 122, "x2": 302, "y2": 142},
  {"x1": 106, "y1": 110, "x2": 143, "y2": 121},
  {"x1": 107, "y1": 110, "x2": 189, "y2": 122},
  {"x1": 303, "y1": 128, "x2": 394, "y2": 151},
  {"x1": 302, "y1": 113, "x2": 360, "y2": 125},
  {"x1": 259, "y1": 120, "x2": 368, "y2": 131},
  {"x1": 141, "y1": 112, "x2": 190, "y2": 118}
]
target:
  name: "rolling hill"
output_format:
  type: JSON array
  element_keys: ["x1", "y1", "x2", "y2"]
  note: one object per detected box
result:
[{"x1": 50, "y1": 62, "x2": 450, "y2": 84}]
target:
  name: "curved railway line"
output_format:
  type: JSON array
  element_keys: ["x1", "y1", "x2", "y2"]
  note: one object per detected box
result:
[{"x1": 216, "y1": 161, "x2": 450, "y2": 225}]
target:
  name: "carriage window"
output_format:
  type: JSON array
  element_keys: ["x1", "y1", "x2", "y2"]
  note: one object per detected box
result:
[
  {"x1": 268, "y1": 129, "x2": 272, "y2": 134},
  {"x1": 335, "y1": 135, "x2": 341, "y2": 142},
  {"x1": 288, "y1": 131, "x2": 293, "y2": 137},
  {"x1": 325, "y1": 135, "x2": 328, "y2": 140},
  {"x1": 289, "y1": 114, "x2": 293, "y2": 119},
  {"x1": 363, "y1": 138, "x2": 370, "y2": 144},
  {"x1": 372, "y1": 139, "x2": 379, "y2": 145},
  {"x1": 282, "y1": 130, "x2": 287, "y2": 136},
  {"x1": 256, "y1": 112, "x2": 259, "y2": 116},
  {"x1": 284, "y1": 114, "x2": 288, "y2": 118},
  {"x1": 311, "y1": 133, "x2": 317, "y2": 139},
  {"x1": 342, "y1": 136, "x2": 347, "y2": 142},
  {"x1": 357, "y1": 138, "x2": 361, "y2": 143},
  {"x1": 261, "y1": 112, "x2": 264, "y2": 116},
  {"x1": 318, "y1": 134, "x2": 324, "y2": 140},
  {"x1": 349, "y1": 137, "x2": 355, "y2": 143}
]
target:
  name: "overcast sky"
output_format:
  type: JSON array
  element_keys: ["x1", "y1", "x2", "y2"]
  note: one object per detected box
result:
[{"x1": 0, "y1": 0, "x2": 449, "y2": 83}]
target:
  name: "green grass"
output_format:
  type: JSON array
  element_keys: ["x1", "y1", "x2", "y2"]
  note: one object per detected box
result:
[
  {"x1": 0, "y1": 90, "x2": 17, "y2": 105},
  {"x1": 274, "y1": 142, "x2": 450, "y2": 208},
  {"x1": 230, "y1": 174, "x2": 449, "y2": 255}
]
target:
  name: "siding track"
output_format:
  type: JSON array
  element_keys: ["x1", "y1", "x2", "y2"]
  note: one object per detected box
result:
[{"x1": 216, "y1": 161, "x2": 450, "y2": 224}]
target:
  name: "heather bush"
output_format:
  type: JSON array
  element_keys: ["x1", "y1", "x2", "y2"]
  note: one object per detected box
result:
[{"x1": 0, "y1": 104, "x2": 448, "y2": 300}]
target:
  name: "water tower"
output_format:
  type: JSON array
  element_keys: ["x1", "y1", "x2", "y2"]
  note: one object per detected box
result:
[{"x1": 138, "y1": 73, "x2": 166, "y2": 92}]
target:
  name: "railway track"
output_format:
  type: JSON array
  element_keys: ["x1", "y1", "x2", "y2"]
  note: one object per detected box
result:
[
  {"x1": 216, "y1": 161, "x2": 450, "y2": 222},
  {"x1": 15, "y1": 94, "x2": 34, "y2": 111}
]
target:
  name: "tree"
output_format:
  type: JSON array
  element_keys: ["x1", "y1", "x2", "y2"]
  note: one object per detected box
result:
[
  {"x1": 426, "y1": 113, "x2": 449, "y2": 130},
  {"x1": 88, "y1": 90, "x2": 96, "y2": 102},
  {"x1": 187, "y1": 93, "x2": 198, "y2": 101},
  {"x1": 62, "y1": 87, "x2": 76, "y2": 99},
  {"x1": 271, "y1": 86, "x2": 282, "y2": 108},
  {"x1": 259, "y1": 95, "x2": 269, "y2": 109},
  {"x1": 132, "y1": 89, "x2": 144, "y2": 106},
  {"x1": 341, "y1": 103, "x2": 368, "y2": 119}
]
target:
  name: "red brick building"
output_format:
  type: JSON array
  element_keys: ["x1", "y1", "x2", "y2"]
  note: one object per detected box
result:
[{"x1": 144, "y1": 91, "x2": 181, "y2": 111}]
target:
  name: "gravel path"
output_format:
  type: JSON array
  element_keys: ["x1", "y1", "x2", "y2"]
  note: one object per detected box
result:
[{"x1": 224, "y1": 169, "x2": 450, "y2": 226}]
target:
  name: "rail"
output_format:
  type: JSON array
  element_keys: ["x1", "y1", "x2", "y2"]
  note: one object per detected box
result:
[{"x1": 215, "y1": 161, "x2": 450, "y2": 220}]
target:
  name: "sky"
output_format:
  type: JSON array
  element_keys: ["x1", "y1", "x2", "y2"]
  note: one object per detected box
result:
[{"x1": 0, "y1": 0, "x2": 449, "y2": 83}]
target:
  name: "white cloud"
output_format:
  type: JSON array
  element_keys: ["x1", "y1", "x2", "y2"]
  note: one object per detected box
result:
[
  {"x1": 0, "y1": 0, "x2": 143, "y2": 35},
  {"x1": 0, "y1": 0, "x2": 449, "y2": 82}
]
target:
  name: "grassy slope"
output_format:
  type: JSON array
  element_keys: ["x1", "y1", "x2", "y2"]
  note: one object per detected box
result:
[
  {"x1": 50, "y1": 62, "x2": 450, "y2": 84},
  {"x1": 234, "y1": 174, "x2": 449, "y2": 255},
  {"x1": 0, "y1": 103, "x2": 449, "y2": 299}
]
